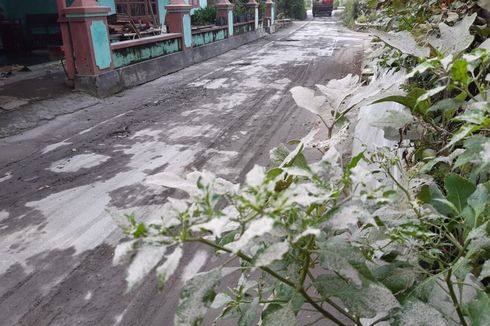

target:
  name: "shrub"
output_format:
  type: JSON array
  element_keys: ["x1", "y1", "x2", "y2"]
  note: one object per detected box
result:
[
  {"x1": 191, "y1": 6, "x2": 217, "y2": 26},
  {"x1": 277, "y1": 0, "x2": 307, "y2": 20}
]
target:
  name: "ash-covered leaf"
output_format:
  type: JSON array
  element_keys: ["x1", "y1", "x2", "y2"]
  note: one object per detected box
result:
[
  {"x1": 113, "y1": 240, "x2": 136, "y2": 266},
  {"x1": 210, "y1": 292, "x2": 233, "y2": 309},
  {"x1": 146, "y1": 172, "x2": 198, "y2": 196},
  {"x1": 270, "y1": 144, "x2": 290, "y2": 167},
  {"x1": 316, "y1": 74, "x2": 360, "y2": 111},
  {"x1": 395, "y1": 300, "x2": 448, "y2": 326},
  {"x1": 156, "y1": 246, "x2": 183, "y2": 287},
  {"x1": 318, "y1": 237, "x2": 372, "y2": 287},
  {"x1": 175, "y1": 267, "x2": 228, "y2": 326},
  {"x1": 191, "y1": 206, "x2": 240, "y2": 239},
  {"x1": 246, "y1": 165, "x2": 266, "y2": 187},
  {"x1": 372, "y1": 262, "x2": 418, "y2": 293},
  {"x1": 428, "y1": 13, "x2": 477, "y2": 55},
  {"x1": 261, "y1": 303, "x2": 297, "y2": 326},
  {"x1": 371, "y1": 30, "x2": 430, "y2": 58},
  {"x1": 314, "y1": 274, "x2": 399, "y2": 318},
  {"x1": 290, "y1": 86, "x2": 327, "y2": 116},
  {"x1": 479, "y1": 260, "x2": 490, "y2": 281},
  {"x1": 369, "y1": 106, "x2": 414, "y2": 130},
  {"x1": 226, "y1": 217, "x2": 274, "y2": 253},
  {"x1": 478, "y1": 0, "x2": 490, "y2": 11},
  {"x1": 254, "y1": 241, "x2": 289, "y2": 267},
  {"x1": 126, "y1": 245, "x2": 167, "y2": 290}
]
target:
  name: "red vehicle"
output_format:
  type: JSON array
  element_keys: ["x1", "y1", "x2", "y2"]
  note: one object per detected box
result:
[{"x1": 312, "y1": 0, "x2": 334, "y2": 17}]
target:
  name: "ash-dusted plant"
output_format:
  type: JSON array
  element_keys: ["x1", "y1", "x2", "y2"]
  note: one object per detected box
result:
[
  {"x1": 112, "y1": 2, "x2": 490, "y2": 325},
  {"x1": 113, "y1": 68, "x2": 489, "y2": 326}
]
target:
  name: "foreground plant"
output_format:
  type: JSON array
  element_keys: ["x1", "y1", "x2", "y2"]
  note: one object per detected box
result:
[{"x1": 113, "y1": 2, "x2": 490, "y2": 324}]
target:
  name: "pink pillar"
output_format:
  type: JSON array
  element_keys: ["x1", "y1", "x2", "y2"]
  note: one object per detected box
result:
[
  {"x1": 56, "y1": 0, "x2": 76, "y2": 80},
  {"x1": 215, "y1": 0, "x2": 234, "y2": 36},
  {"x1": 165, "y1": 0, "x2": 192, "y2": 48},
  {"x1": 264, "y1": 0, "x2": 273, "y2": 27},
  {"x1": 246, "y1": 0, "x2": 259, "y2": 30},
  {"x1": 63, "y1": 0, "x2": 113, "y2": 76}
]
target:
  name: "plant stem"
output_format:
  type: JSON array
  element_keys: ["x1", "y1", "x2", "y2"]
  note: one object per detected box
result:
[
  {"x1": 189, "y1": 238, "x2": 349, "y2": 326},
  {"x1": 445, "y1": 268, "x2": 468, "y2": 326}
]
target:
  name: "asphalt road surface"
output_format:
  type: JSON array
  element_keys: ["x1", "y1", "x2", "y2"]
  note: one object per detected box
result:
[{"x1": 0, "y1": 17, "x2": 368, "y2": 326}]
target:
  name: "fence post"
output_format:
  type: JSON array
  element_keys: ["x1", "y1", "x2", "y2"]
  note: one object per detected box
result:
[
  {"x1": 215, "y1": 0, "x2": 234, "y2": 37},
  {"x1": 166, "y1": 0, "x2": 193, "y2": 48},
  {"x1": 264, "y1": 0, "x2": 274, "y2": 27},
  {"x1": 63, "y1": 0, "x2": 113, "y2": 76},
  {"x1": 246, "y1": 0, "x2": 259, "y2": 30}
]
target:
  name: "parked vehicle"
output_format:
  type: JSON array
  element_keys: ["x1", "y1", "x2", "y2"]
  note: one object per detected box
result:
[{"x1": 312, "y1": 0, "x2": 333, "y2": 17}]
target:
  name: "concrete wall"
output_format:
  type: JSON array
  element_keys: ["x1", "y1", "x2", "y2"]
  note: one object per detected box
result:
[
  {"x1": 75, "y1": 28, "x2": 266, "y2": 97},
  {"x1": 112, "y1": 37, "x2": 181, "y2": 68},
  {"x1": 192, "y1": 28, "x2": 226, "y2": 47}
]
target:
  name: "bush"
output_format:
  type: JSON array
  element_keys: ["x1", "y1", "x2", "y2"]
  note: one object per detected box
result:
[
  {"x1": 342, "y1": 0, "x2": 369, "y2": 27},
  {"x1": 277, "y1": 0, "x2": 307, "y2": 20},
  {"x1": 191, "y1": 6, "x2": 217, "y2": 26}
]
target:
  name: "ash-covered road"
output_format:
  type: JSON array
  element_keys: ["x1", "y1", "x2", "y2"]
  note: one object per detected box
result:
[{"x1": 0, "y1": 18, "x2": 368, "y2": 326}]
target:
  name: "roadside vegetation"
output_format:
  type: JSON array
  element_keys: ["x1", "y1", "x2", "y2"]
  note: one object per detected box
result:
[
  {"x1": 277, "y1": 0, "x2": 308, "y2": 20},
  {"x1": 114, "y1": 1, "x2": 490, "y2": 325}
]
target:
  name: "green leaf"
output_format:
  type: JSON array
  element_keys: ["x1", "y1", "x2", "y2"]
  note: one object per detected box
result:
[
  {"x1": 427, "y1": 98, "x2": 464, "y2": 114},
  {"x1": 465, "y1": 289, "x2": 490, "y2": 326},
  {"x1": 467, "y1": 184, "x2": 489, "y2": 222},
  {"x1": 417, "y1": 85, "x2": 447, "y2": 103},
  {"x1": 451, "y1": 59, "x2": 470, "y2": 86},
  {"x1": 373, "y1": 88, "x2": 425, "y2": 111},
  {"x1": 314, "y1": 274, "x2": 399, "y2": 318},
  {"x1": 133, "y1": 222, "x2": 147, "y2": 238},
  {"x1": 444, "y1": 173, "x2": 476, "y2": 213},
  {"x1": 261, "y1": 304, "x2": 297, "y2": 326},
  {"x1": 452, "y1": 257, "x2": 471, "y2": 280},
  {"x1": 175, "y1": 268, "x2": 223, "y2": 326},
  {"x1": 418, "y1": 184, "x2": 454, "y2": 216}
]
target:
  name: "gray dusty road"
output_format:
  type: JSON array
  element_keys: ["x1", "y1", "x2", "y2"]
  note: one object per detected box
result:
[{"x1": 0, "y1": 18, "x2": 368, "y2": 326}]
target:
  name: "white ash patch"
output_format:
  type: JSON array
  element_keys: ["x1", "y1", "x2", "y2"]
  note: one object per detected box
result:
[
  {"x1": 200, "y1": 92, "x2": 249, "y2": 112},
  {"x1": 180, "y1": 108, "x2": 214, "y2": 118},
  {"x1": 84, "y1": 291, "x2": 92, "y2": 301},
  {"x1": 187, "y1": 79, "x2": 211, "y2": 87},
  {"x1": 271, "y1": 78, "x2": 292, "y2": 90},
  {"x1": 204, "y1": 78, "x2": 228, "y2": 89},
  {"x1": 202, "y1": 149, "x2": 239, "y2": 176},
  {"x1": 181, "y1": 250, "x2": 209, "y2": 283},
  {"x1": 130, "y1": 128, "x2": 162, "y2": 141},
  {"x1": 42, "y1": 140, "x2": 72, "y2": 154},
  {"x1": 0, "y1": 210, "x2": 9, "y2": 222},
  {"x1": 166, "y1": 124, "x2": 218, "y2": 141},
  {"x1": 0, "y1": 171, "x2": 12, "y2": 183},
  {"x1": 78, "y1": 112, "x2": 131, "y2": 136},
  {"x1": 49, "y1": 153, "x2": 111, "y2": 173}
]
